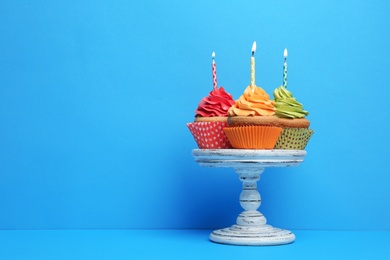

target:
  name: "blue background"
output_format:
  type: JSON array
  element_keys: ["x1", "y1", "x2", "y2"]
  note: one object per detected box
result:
[{"x1": 0, "y1": 0, "x2": 389, "y2": 230}]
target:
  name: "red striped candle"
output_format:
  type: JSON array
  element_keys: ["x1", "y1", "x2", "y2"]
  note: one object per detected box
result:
[{"x1": 212, "y1": 52, "x2": 218, "y2": 89}]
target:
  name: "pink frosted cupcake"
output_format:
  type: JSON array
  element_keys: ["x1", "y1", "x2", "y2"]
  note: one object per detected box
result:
[
  {"x1": 187, "y1": 52, "x2": 235, "y2": 149},
  {"x1": 187, "y1": 86, "x2": 235, "y2": 149}
]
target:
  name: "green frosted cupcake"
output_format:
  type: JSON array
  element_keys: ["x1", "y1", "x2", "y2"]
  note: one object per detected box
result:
[{"x1": 273, "y1": 86, "x2": 314, "y2": 150}]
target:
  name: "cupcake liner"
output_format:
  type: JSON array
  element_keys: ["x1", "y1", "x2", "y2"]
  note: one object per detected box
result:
[
  {"x1": 187, "y1": 121, "x2": 232, "y2": 149},
  {"x1": 274, "y1": 128, "x2": 314, "y2": 150},
  {"x1": 223, "y1": 126, "x2": 282, "y2": 149}
]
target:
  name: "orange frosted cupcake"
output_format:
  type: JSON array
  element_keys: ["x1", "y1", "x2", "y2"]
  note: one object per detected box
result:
[
  {"x1": 224, "y1": 85, "x2": 282, "y2": 149},
  {"x1": 187, "y1": 52, "x2": 235, "y2": 149},
  {"x1": 224, "y1": 42, "x2": 282, "y2": 149}
]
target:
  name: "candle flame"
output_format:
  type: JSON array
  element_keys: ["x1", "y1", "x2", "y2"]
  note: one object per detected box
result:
[
  {"x1": 284, "y1": 48, "x2": 288, "y2": 58},
  {"x1": 251, "y1": 41, "x2": 256, "y2": 54},
  {"x1": 212, "y1": 52, "x2": 215, "y2": 58}
]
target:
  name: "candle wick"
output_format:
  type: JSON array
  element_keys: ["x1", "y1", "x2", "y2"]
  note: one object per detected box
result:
[{"x1": 252, "y1": 51, "x2": 254, "y2": 57}]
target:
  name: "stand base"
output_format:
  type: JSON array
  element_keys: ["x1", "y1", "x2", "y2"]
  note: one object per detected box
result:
[
  {"x1": 192, "y1": 149, "x2": 305, "y2": 246},
  {"x1": 210, "y1": 224, "x2": 295, "y2": 246}
]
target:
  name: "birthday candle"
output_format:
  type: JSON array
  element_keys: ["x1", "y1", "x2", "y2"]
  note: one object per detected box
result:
[
  {"x1": 283, "y1": 48, "x2": 288, "y2": 88},
  {"x1": 212, "y1": 52, "x2": 218, "y2": 89},
  {"x1": 250, "y1": 41, "x2": 256, "y2": 87}
]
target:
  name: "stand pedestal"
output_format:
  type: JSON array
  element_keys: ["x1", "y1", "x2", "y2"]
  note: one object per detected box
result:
[{"x1": 192, "y1": 149, "x2": 306, "y2": 246}]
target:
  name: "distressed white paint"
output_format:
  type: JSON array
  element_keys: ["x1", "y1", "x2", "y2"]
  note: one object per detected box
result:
[{"x1": 192, "y1": 149, "x2": 307, "y2": 246}]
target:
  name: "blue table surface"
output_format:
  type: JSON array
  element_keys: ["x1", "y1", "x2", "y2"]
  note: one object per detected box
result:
[{"x1": 0, "y1": 229, "x2": 389, "y2": 259}]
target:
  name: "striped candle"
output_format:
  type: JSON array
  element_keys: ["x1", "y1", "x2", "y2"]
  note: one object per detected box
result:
[
  {"x1": 212, "y1": 52, "x2": 218, "y2": 89},
  {"x1": 283, "y1": 48, "x2": 288, "y2": 88},
  {"x1": 250, "y1": 41, "x2": 256, "y2": 87}
]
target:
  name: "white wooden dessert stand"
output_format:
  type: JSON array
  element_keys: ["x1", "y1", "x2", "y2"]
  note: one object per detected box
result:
[{"x1": 192, "y1": 149, "x2": 306, "y2": 246}]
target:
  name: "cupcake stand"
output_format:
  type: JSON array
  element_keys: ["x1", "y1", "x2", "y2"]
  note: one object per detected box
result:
[{"x1": 192, "y1": 149, "x2": 306, "y2": 246}]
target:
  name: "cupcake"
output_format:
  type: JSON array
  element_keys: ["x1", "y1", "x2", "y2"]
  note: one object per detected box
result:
[
  {"x1": 223, "y1": 42, "x2": 282, "y2": 149},
  {"x1": 187, "y1": 52, "x2": 235, "y2": 149},
  {"x1": 224, "y1": 85, "x2": 282, "y2": 149},
  {"x1": 271, "y1": 48, "x2": 313, "y2": 150},
  {"x1": 272, "y1": 85, "x2": 313, "y2": 150}
]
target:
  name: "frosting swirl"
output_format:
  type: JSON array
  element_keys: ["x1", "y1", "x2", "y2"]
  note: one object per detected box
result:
[
  {"x1": 228, "y1": 85, "x2": 276, "y2": 116},
  {"x1": 195, "y1": 87, "x2": 235, "y2": 117},
  {"x1": 273, "y1": 86, "x2": 309, "y2": 119}
]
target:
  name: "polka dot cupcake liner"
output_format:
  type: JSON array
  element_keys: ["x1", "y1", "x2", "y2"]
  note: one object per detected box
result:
[
  {"x1": 187, "y1": 121, "x2": 232, "y2": 149},
  {"x1": 274, "y1": 128, "x2": 314, "y2": 150}
]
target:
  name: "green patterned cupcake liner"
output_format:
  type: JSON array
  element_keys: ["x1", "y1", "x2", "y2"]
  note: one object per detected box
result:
[{"x1": 274, "y1": 128, "x2": 314, "y2": 150}]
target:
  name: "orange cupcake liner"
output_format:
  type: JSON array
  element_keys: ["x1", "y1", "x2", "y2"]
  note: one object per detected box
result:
[
  {"x1": 223, "y1": 126, "x2": 282, "y2": 149},
  {"x1": 187, "y1": 121, "x2": 232, "y2": 149}
]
